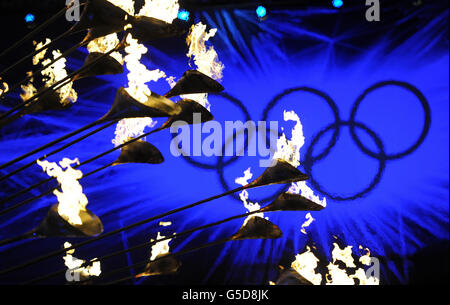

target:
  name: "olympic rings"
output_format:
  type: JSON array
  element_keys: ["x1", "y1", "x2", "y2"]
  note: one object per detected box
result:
[
  {"x1": 349, "y1": 80, "x2": 431, "y2": 160},
  {"x1": 174, "y1": 81, "x2": 430, "y2": 203},
  {"x1": 303, "y1": 121, "x2": 386, "y2": 201},
  {"x1": 262, "y1": 87, "x2": 341, "y2": 163}
]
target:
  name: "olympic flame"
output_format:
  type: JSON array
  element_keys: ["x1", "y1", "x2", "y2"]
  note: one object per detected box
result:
[
  {"x1": 289, "y1": 181, "x2": 327, "y2": 207},
  {"x1": 87, "y1": 33, "x2": 124, "y2": 64},
  {"x1": 273, "y1": 110, "x2": 304, "y2": 168},
  {"x1": 37, "y1": 158, "x2": 88, "y2": 226},
  {"x1": 33, "y1": 38, "x2": 51, "y2": 66},
  {"x1": 0, "y1": 78, "x2": 8, "y2": 96},
  {"x1": 290, "y1": 243, "x2": 379, "y2": 285},
  {"x1": 124, "y1": 36, "x2": 166, "y2": 103},
  {"x1": 325, "y1": 243, "x2": 379, "y2": 285},
  {"x1": 23, "y1": 39, "x2": 78, "y2": 105},
  {"x1": 42, "y1": 49, "x2": 78, "y2": 105},
  {"x1": 331, "y1": 242, "x2": 356, "y2": 268},
  {"x1": 183, "y1": 22, "x2": 225, "y2": 110},
  {"x1": 359, "y1": 245, "x2": 372, "y2": 266},
  {"x1": 326, "y1": 262, "x2": 355, "y2": 285},
  {"x1": 113, "y1": 0, "x2": 177, "y2": 146},
  {"x1": 149, "y1": 231, "x2": 173, "y2": 261},
  {"x1": 112, "y1": 117, "x2": 157, "y2": 147},
  {"x1": 63, "y1": 242, "x2": 101, "y2": 279},
  {"x1": 271, "y1": 110, "x2": 375, "y2": 284},
  {"x1": 84, "y1": 0, "x2": 132, "y2": 103},
  {"x1": 149, "y1": 220, "x2": 174, "y2": 261},
  {"x1": 291, "y1": 246, "x2": 323, "y2": 285},
  {"x1": 274, "y1": 110, "x2": 326, "y2": 206},
  {"x1": 235, "y1": 168, "x2": 267, "y2": 225},
  {"x1": 20, "y1": 81, "x2": 37, "y2": 101},
  {"x1": 300, "y1": 213, "x2": 315, "y2": 235},
  {"x1": 159, "y1": 221, "x2": 172, "y2": 227},
  {"x1": 138, "y1": 0, "x2": 180, "y2": 23}
]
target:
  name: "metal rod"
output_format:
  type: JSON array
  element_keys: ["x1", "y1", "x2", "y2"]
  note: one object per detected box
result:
[
  {"x1": 0, "y1": 40, "x2": 121, "y2": 122},
  {"x1": 0, "y1": 120, "x2": 118, "y2": 183},
  {"x1": 24, "y1": 210, "x2": 263, "y2": 284},
  {"x1": 0, "y1": 231, "x2": 34, "y2": 248},
  {"x1": 0, "y1": 161, "x2": 114, "y2": 242},
  {"x1": 0, "y1": 39, "x2": 89, "y2": 102},
  {"x1": 0, "y1": 185, "x2": 247, "y2": 276},
  {"x1": 0, "y1": 159, "x2": 115, "y2": 217},
  {"x1": 0, "y1": 126, "x2": 165, "y2": 210},
  {"x1": 104, "y1": 239, "x2": 231, "y2": 285},
  {"x1": 0, "y1": 119, "x2": 102, "y2": 171},
  {"x1": 0, "y1": 6, "x2": 67, "y2": 59},
  {"x1": 0, "y1": 28, "x2": 73, "y2": 81},
  {"x1": 0, "y1": 1, "x2": 86, "y2": 80},
  {"x1": 0, "y1": 44, "x2": 124, "y2": 169}
]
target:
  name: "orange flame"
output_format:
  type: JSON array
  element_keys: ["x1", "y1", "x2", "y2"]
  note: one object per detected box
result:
[
  {"x1": 63, "y1": 242, "x2": 101, "y2": 279},
  {"x1": 235, "y1": 168, "x2": 267, "y2": 225},
  {"x1": 37, "y1": 158, "x2": 88, "y2": 226},
  {"x1": 182, "y1": 22, "x2": 225, "y2": 110}
]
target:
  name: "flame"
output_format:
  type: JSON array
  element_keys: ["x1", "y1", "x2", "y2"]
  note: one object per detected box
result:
[
  {"x1": 138, "y1": 0, "x2": 180, "y2": 24},
  {"x1": 325, "y1": 243, "x2": 370, "y2": 285},
  {"x1": 235, "y1": 168, "x2": 267, "y2": 225},
  {"x1": 124, "y1": 35, "x2": 166, "y2": 103},
  {"x1": 325, "y1": 262, "x2": 355, "y2": 285},
  {"x1": 183, "y1": 22, "x2": 225, "y2": 110},
  {"x1": 291, "y1": 246, "x2": 323, "y2": 285},
  {"x1": 25, "y1": 39, "x2": 78, "y2": 105},
  {"x1": 111, "y1": 0, "x2": 182, "y2": 149},
  {"x1": 351, "y1": 269, "x2": 379, "y2": 285},
  {"x1": 289, "y1": 181, "x2": 327, "y2": 207},
  {"x1": 325, "y1": 243, "x2": 358, "y2": 284},
  {"x1": 20, "y1": 81, "x2": 37, "y2": 101},
  {"x1": 118, "y1": 13, "x2": 168, "y2": 146},
  {"x1": 0, "y1": 78, "x2": 8, "y2": 96},
  {"x1": 273, "y1": 110, "x2": 304, "y2": 168},
  {"x1": 63, "y1": 242, "x2": 101, "y2": 279},
  {"x1": 42, "y1": 49, "x2": 78, "y2": 105},
  {"x1": 112, "y1": 117, "x2": 157, "y2": 147},
  {"x1": 290, "y1": 243, "x2": 379, "y2": 285},
  {"x1": 273, "y1": 109, "x2": 326, "y2": 206},
  {"x1": 150, "y1": 231, "x2": 173, "y2": 261},
  {"x1": 159, "y1": 221, "x2": 172, "y2": 227},
  {"x1": 331, "y1": 242, "x2": 356, "y2": 268},
  {"x1": 359, "y1": 245, "x2": 372, "y2": 266},
  {"x1": 87, "y1": 33, "x2": 124, "y2": 64},
  {"x1": 186, "y1": 23, "x2": 224, "y2": 80},
  {"x1": 37, "y1": 158, "x2": 88, "y2": 226},
  {"x1": 300, "y1": 213, "x2": 315, "y2": 235},
  {"x1": 166, "y1": 76, "x2": 177, "y2": 88},
  {"x1": 32, "y1": 38, "x2": 51, "y2": 65}
]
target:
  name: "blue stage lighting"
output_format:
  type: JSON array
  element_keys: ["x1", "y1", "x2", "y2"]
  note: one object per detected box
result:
[
  {"x1": 332, "y1": 0, "x2": 343, "y2": 8},
  {"x1": 25, "y1": 13, "x2": 35, "y2": 23},
  {"x1": 256, "y1": 6, "x2": 267, "y2": 18},
  {"x1": 178, "y1": 10, "x2": 190, "y2": 21}
]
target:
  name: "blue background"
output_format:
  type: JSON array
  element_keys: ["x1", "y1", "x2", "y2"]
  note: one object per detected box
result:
[{"x1": 0, "y1": 1, "x2": 448, "y2": 284}]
